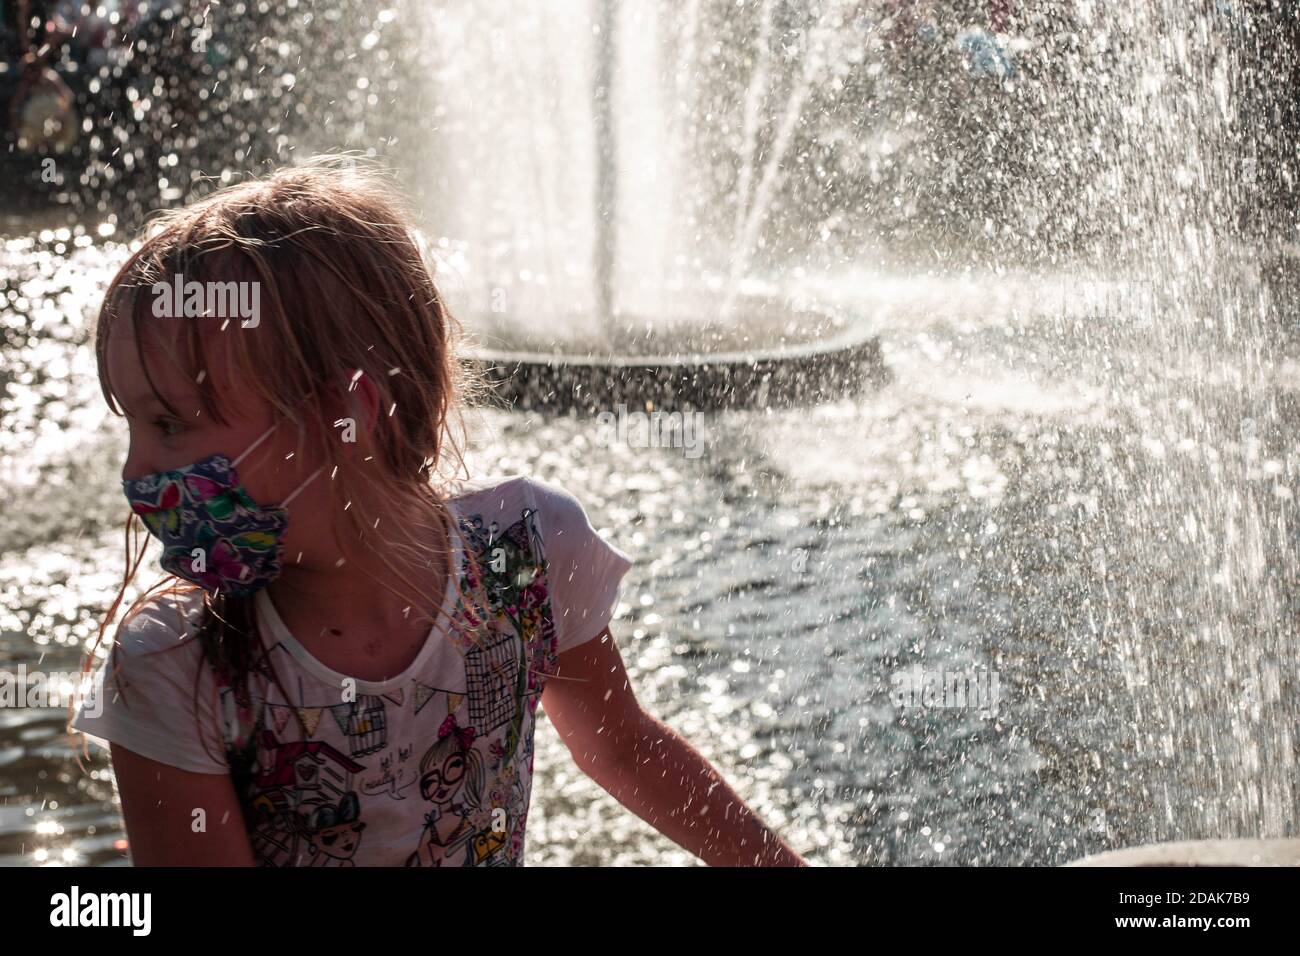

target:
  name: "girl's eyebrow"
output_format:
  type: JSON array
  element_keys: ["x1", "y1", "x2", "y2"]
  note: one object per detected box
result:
[{"x1": 120, "y1": 392, "x2": 167, "y2": 418}]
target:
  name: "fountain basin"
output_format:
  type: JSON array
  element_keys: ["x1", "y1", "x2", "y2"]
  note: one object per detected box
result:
[
  {"x1": 460, "y1": 296, "x2": 890, "y2": 413},
  {"x1": 1066, "y1": 838, "x2": 1300, "y2": 867}
]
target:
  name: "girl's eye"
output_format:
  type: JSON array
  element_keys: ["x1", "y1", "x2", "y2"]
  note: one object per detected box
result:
[{"x1": 154, "y1": 418, "x2": 186, "y2": 437}]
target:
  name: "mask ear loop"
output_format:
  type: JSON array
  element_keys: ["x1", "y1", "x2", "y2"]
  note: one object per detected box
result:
[
  {"x1": 281, "y1": 463, "x2": 327, "y2": 508},
  {"x1": 230, "y1": 418, "x2": 326, "y2": 507},
  {"x1": 280, "y1": 383, "x2": 362, "y2": 507},
  {"x1": 231, "y1": 421, "x2": 280, "y2": 470}
]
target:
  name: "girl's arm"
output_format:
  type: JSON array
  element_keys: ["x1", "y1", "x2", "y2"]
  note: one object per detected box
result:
[
  {"x1": 541, "y1": 628, "x2": 807, "y2": 867},
  {"x1": 109, "y1": 742, "x2": 257, "y2": 866}
]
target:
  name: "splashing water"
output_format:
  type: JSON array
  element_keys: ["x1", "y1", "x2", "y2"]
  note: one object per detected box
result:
[{"x1": 2, "y1": 1, "x2": 1299, "y2": 865}]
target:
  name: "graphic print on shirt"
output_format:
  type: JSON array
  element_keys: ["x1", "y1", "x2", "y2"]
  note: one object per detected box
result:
[
  {"x1": 244, "y1": 726, "x2": 368, "y2": 866},
  {"x1": 200, "y1": 501, "x2": 561, "y2": 867},
  {"x1": 406, "y1": 712, "x2": 487, "y2": 865},
  {"x1": 405, "y1": 506, "x2": 555, "y2": 866}
]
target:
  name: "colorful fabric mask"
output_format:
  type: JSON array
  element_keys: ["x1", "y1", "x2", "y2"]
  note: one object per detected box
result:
[{"x1": 123, "y1": 421, "x2": 324, "y2": 596}]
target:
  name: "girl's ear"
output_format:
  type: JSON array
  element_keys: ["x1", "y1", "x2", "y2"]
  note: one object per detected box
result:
[
  {"x1": 320, "y1": 371, "x2": 380, "y2": 454},
  {"x1": 345, "y1": 369, "x2": 382, "y2": 434}
]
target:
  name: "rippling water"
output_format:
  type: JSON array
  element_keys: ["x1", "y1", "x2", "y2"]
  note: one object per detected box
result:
[{"x1": 2, "y1": 224, "x2": 1297, "y2": 866}]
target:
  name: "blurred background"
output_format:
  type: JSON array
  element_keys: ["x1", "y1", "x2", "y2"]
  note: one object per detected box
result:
[{"x1": 1, "y1": 0, "x2": 1298, "y2": 865}]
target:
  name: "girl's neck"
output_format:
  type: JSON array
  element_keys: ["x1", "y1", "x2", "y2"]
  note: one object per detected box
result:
[{"x1": 265, "y1": 493, "x2": 455, "y2": 636}]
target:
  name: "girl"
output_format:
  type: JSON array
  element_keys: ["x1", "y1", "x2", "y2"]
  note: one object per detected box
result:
[{"x1": 70, "y1": 158, "x2": 806, "y2": 867}]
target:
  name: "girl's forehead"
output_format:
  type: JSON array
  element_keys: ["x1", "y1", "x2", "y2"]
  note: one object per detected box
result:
[
  {"x1": 106, "y1": 320, "x2": 192, "y2": 407},
  {"x1": 106, "y1": 315, "x2": 246, "y2": 418}
]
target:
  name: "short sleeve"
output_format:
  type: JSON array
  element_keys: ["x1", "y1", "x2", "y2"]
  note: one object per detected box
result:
[
  {"x1": 528, "y1": 478, "x2": 633, "y2": 654},
  {"x1": 70, "y1": 591, "x2": 230, "y2": 775}
]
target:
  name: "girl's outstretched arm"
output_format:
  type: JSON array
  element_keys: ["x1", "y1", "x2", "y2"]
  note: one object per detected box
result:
[
  {"x1": 109, "y1": 743, "x2": 257, "y2": 866},
  {"x1": 541, "y1": 628, "x2": 808, "y2": 866}
]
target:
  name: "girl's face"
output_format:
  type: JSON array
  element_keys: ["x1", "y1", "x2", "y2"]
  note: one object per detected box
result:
[{"x1": 107, "y1": 312, "x2": 338, "y2": 566}]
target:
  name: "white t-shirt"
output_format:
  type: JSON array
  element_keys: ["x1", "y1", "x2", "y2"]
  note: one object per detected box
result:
[{"x1": 72, "y1": 475, "x2": 632, "y2": 866}]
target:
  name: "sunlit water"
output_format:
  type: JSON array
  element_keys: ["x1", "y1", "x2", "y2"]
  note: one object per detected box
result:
[
  {"x1": 2, "y1": 0, "x2": 1298, "y2": 866},
  {"x1": 2, "y1": 228, "x2": 1296, "y2": 865}
]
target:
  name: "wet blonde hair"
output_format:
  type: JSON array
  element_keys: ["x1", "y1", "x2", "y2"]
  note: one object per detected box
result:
[{"x1": 75, "y1": 156, "x2": 488, "y2": 765}]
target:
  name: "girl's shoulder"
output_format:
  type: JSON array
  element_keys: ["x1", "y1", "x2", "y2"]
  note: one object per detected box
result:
[
  {"x1": 443, "y1": 475, "x2": 629, "y2": 571},
  {"x1": 443, "y1": 472, "x2": 533, "y2": 504},
  {"x1": 73, "y1": 586, "x2": 230, "y2": 775},
  {"x1": 445, "y1": 474, "x2": 632, "y2": 654},
  {"x1": 110, "y1": 587, "x2": 208, "y2": 660},
  {"x1": 444, "y1": 473, "x2": 596, "y2": 530}
]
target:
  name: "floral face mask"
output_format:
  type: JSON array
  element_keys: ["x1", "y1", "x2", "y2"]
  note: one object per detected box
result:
[{"x1": 123, "y1": 421, "x2": 325, "y2": 596}]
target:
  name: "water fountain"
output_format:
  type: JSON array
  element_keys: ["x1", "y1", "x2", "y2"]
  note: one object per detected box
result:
[
  {"x1": 405, "y1": 0, "x2": 1300, "y2": 861},
  {"x1": 420, "y1": 0, "x2": 887, "y2": 411},
  {"x1": 5, "y1": 0, "x2": 1300, "y2": 868}
]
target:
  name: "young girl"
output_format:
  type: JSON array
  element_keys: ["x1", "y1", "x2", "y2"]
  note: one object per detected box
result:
[{"x1": 70, "y1": 159, "x2": 806, "y2": 867}]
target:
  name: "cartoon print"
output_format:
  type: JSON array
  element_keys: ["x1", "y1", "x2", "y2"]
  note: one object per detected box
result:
[
  {"x1": 298, "y1": 792, "x2": 367, "y2": 866},
  {"x1": 328, "y1": 693, "x2": 388, "y2": 757},
  {"x1": 204, "y1": 497, "x2": 568, "y2": 866},
  {"x1": 242, "y1": 728, "x2": 367, "y2": 867},
  {"x1": 465, "y1": 629, "x2": 519, "y2": 736},
  {"x1": 471, "y1": 825, "x2": 509, "y2": 864},
  {"x1": 359, "y1": 687, "x2": 464, "y2": 800},
  {"x1": 247, "y1": 790, "x2": 299, "y2": 865},
  {"x1": 412, "y1": 679, "x2": 451, "y2": 717},
  {"x1": 480, "y1": 750, "x2": 529, "y2": 862},
  {"x1": 359, "y1": 740, "x2": 419, "y2": 799},
  {"x1": 405, "y1": 712, "x2": 492, "y2": 866},
  {"x1": 453, "y1": 508, "x2": 556, "y2": 762}
]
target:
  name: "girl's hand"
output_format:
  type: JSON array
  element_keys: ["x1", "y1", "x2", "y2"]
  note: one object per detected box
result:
[
  {"x1": 109, "y1": 742, "x2": 257, "y2": 866},
  {"x1": 541, "y1": 627, "x2": 807, "y2": 866}
]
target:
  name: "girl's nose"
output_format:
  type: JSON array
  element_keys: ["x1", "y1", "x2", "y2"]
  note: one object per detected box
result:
[{"x1": 120, "y1": 437, "x2": 160, "y2": 484}]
